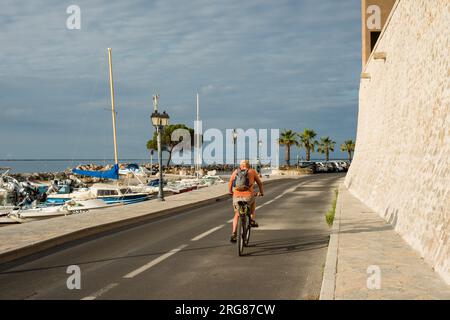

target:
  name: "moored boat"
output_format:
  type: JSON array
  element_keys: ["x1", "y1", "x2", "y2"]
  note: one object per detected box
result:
[{"x1": 46, "y1": 183, "x2": 150, "y2": 205}]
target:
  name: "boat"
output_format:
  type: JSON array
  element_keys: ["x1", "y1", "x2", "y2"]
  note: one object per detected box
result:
[
  {"x1": 47, "y1": 183, "x2": 150, "y2": 205},
  {"x1": 0, "y1": 199, "x2": 120, "y2": 224},
  {"x1": 0, "y1": 167, "x2": 48, "y2": 209},
  {"x1": 119, "y1": 163, "x2": 151, "y2": 177},
  {"x1": 165, "y1": 182, "x2": 198, "y2": 194}
]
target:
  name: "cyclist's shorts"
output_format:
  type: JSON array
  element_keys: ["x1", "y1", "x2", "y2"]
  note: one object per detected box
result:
[{"x1": 233, "y1": 195, "x2": 255, "y2": 211}]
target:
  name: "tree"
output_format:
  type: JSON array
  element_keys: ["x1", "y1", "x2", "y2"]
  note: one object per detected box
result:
[
  {"x1": 340, "y1": 139, "x2": 356, "y2": 161},
  {"x1": 317, "y1": 136, "x2": 336, "y2": 161},
  {"x1": 147, "y1": 124, "x2": 194, "y2": 166},
  {"x1": 299, "y1": 129, "x2": 318, "y2": 161},
  {"x1": 278, "y1": 129, "x2": 299, "y2": 167}
]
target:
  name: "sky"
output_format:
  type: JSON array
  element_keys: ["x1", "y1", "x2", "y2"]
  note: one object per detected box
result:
[{"x1": 0, "y1": 0, "x2": 361, "y2": 161}]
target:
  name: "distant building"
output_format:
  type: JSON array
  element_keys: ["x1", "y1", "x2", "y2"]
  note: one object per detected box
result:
[{"x1": 361, "y1": 0, "x2": 396, "y2": 67}]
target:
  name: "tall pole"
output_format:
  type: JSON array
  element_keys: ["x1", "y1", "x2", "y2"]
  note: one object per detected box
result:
[
  {"x1": 108, "y1": 48, "x2": 119, "y2": 165},
  {"x1": 196, "y1": 93, "x2": 199, "y2": 124},
  {"x1": 196, "y1": 93, "x2": 200, "y2": 177},
  {"x1": 157, "y1": 126, "x2": 164, "y2": 201},
  {"x1": 150, "y1": 150, "x2": 153, "y2": 172},
  {"x1": 233, "y1": 129, "x2": 237, "y2": 169},
  {"x1": 258, "y1": 140, "x2": 262, "y2": 177},
  {"x1": 153, "y1": 94, "x2": 164, "y2": 201}
]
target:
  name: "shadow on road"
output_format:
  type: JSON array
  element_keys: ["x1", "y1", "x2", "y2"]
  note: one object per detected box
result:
[
  {"x1": 243, "y1": 233, "x2": 330, "y2": 257},
  {"x1": 0, "y1": 243, "x2": 231, "y2": 275}
]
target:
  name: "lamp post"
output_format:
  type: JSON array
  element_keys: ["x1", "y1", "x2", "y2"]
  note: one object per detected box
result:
[
  {"x1": 151, "y1": 109, "x2": 170, "y2": 201},
  {"x1": 150, "y1": 149, "x2": 154, "y2": 172},
  {"x1": 232, "y1": 129, "x2": 238, "y2": 169}
]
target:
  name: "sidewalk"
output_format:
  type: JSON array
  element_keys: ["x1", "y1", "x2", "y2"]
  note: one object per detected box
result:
[
  {"x1": 0, "y1": 175, "x2": 287, "y2": 265},
  {"x1": 321, "y1": 185, "x2": 450, "y2": 300}
]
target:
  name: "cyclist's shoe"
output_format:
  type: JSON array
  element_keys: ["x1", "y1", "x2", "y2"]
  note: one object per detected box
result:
[
  {"x1": 230, "y1": 233, "x2": 237, "y2": 243},
  {"x1": 250, "y1": 219, "x2": 259, "y2": 228}
]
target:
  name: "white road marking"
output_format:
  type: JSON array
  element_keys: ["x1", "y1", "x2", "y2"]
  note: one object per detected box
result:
[
  {"x1": 123, "y1": 244, "x2": 188, "y2": 279},
  {"x1": 227, "y1": 219, "x2": 233, "y2": 223},
  {"x1": 81, "y1": 282, "x2": 118, "y2": 300},
  {"x1": 191, "y1": 225, "x2": 224, "y2": 241}
]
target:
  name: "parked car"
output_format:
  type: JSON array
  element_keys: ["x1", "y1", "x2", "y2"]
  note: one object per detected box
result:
[{"x1": 315, "y1": 162, "x2": 328, "y2": 173}]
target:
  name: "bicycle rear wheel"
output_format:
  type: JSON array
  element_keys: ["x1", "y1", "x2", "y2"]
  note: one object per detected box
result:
[{"x1": 237, "y1": 215, "x2": 246, "y2": 256}]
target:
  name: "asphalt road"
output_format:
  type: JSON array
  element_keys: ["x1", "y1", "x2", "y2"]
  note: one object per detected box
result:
[{"x1": 0, "y1": 173, "x2": 344, "y2": 300}]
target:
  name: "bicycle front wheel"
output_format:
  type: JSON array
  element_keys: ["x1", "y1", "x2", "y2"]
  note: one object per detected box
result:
[{"x1": 244, "y1": 215, "x2": 251, "y2": 246}]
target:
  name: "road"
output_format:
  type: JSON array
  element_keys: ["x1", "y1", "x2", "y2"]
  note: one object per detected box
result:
[{"x1": 0, "y1": 173, "x2": 344, "y2": 300}]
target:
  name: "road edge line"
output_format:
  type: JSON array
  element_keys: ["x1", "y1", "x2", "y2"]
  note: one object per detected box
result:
[{"x1": 319, "y1": 183, "x2": 344, "y2": 300}]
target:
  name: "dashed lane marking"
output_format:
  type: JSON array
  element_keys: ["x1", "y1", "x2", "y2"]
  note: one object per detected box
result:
[
  {"x1": 123, "y1": 244, "x2": 188, "y2": 279},
  {"x1": 191, "y1": 225, "x2": 225, "y2": 241},
  {"x1": 81, "y1": 282, "x2": 119, "y2": 300}
]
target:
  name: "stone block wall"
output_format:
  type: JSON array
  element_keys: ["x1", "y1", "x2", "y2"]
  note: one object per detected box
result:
[{"x1": 346, "y1": 0, "x2": 449, "y2": 284}]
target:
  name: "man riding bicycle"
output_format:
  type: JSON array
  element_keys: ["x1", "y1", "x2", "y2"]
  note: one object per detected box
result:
[{"x1": 229, "y1": 160, "x2": 264, "y2": 243}]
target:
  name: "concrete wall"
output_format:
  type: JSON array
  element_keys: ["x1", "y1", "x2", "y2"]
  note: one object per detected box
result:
[{"x1": 346, "y1": 0, "x2": 449, "y2": 284}]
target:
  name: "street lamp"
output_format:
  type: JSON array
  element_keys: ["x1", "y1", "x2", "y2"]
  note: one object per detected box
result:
[
  {"x1": 232, "y1": 129, "x2": 238, "y2": 169},
  {"x1": 151, "y1": 109, "x2": 170, "y2": 201}
]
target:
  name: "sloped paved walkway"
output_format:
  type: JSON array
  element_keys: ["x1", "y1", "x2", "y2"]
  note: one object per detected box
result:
[{"x1": 329, "y1": 186, "x2": 450, "y2": 299}]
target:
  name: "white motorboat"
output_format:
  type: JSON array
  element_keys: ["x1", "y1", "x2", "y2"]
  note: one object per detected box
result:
[
  {"x1": 0, "y1": 199, "x2": 118, "y2": 223},
  {"x1": 46, "y1": 183, "x2": 150, "y2": 206}
]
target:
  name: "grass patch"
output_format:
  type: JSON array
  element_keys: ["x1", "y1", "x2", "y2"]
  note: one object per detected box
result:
[{"x1": 325, "y1": 189, "x2": 339, "y2": 227}]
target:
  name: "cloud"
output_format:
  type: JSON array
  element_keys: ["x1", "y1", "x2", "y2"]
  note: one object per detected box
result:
[
  {"x1": 200, "y1": 84, "x2": 234, "y2": 96},
  {"x1": 0, "y1": 0, "x2": 361, "y2": 160}
]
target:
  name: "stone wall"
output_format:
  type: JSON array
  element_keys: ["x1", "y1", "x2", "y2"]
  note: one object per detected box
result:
[{"x1": 345, "y1": 0, "x2": 449, "y2": 284}]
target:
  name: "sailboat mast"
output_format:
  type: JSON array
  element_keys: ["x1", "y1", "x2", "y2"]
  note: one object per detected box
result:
[
  {"x1": 108, "y1": 48, "x2": 119, "y2": 165},
  {"x1": 196, "y1": 93, "x2": 200, "y2": 175}
]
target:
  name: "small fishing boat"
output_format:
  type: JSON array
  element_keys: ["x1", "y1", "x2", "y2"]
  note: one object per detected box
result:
[
  {"x1": 0, "y1": 199, "x2": 119, "y2": 224},
  {"x1": 46, "y1": 183, "x2": 150, "y2": 205},
  {"x1": 165, "y1": 183, "x2": 197, "y2": 194}
]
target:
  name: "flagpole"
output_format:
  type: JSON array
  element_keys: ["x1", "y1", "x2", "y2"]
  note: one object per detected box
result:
[{"x1": 196, "y1": 93, "x2": 200, "y2": 177}]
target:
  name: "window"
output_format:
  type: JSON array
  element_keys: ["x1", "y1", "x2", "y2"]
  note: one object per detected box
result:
[
  {"x1": 120, "y1": 188, "x2": 131, "y2": 195},
  {"x1": 370, "y1": 31, "x2": 381, "y2": 52},
  {"x1": 97, "y1": 189, "x2": 118, "y2": 196}
]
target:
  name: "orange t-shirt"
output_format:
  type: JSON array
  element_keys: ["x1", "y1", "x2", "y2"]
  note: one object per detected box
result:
[{"x1": 229, "y1": 168, "x2": 261, "y2": 197}]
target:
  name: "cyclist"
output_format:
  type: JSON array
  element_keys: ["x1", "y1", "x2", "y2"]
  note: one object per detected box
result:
[{"x1": 229, "y1": 160, "x2": 264, "y2": 243}]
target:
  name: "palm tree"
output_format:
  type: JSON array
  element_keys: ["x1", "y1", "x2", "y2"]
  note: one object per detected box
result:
[
  {"x1": 317, "y1": 136, "x2": 336, "y2": 161},
  {"x1": 299, "y1": 129, "x2": 318, "y2": 161},
  {"x1": 340, "y1": 139, "x2": 356, "y2": 161},
  {"x1": 278, "y1": 129, "x2": 299, "y2": 166}
]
